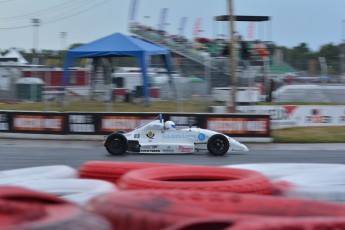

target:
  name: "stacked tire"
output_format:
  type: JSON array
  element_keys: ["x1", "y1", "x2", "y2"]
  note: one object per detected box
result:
[
  {"x1": 0, "y1": 186, "x2": 111, "y2": 230},
  {"x1": 78, "y1": 161, "x2": 345, "y2": 230}
]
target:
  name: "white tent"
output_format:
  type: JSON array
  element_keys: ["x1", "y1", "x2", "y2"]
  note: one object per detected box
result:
[{"x1": 3, "y1": 48, "x2": 29, "y2": 64}]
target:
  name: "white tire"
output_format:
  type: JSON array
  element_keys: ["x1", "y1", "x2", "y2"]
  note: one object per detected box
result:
[
  {"x1": 12, "y1": 178, "x2": 118, "y2": 205},
  {"x1": 226, "y1": 163, "x2": 345, "y2": 202},
  {"x1": 0, "y1": 165, "x2": 77, "y2": 185}
]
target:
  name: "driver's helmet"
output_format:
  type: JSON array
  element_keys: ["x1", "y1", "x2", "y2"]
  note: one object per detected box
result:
[{"x1": 165, "y1": 121, "x2": 176, "y2": 130}]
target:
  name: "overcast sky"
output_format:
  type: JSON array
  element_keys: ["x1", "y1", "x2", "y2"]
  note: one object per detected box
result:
[{"x1": 1, "y1": 0, "x2": 344, "y2": 52}]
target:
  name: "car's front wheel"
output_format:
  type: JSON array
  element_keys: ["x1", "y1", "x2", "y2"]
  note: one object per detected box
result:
[
  {"x1": 207, "y1": 134, "x2": 229, "y2": 156},
  {"x1": 104, "y1": 133, "x2": 128, "y2": 155}
]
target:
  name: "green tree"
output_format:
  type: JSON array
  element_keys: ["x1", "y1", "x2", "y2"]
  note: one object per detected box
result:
[{"x1": 316, "y1": 43, "x2": 340, "y2": 75}]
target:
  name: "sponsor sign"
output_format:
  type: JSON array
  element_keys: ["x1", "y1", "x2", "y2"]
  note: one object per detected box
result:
[
  {"x1": 12, "y1": 115, "x2": 64, "y2": 133},
  {"x1": 99, "y1": 116, "x2": 155, "y2": 132},
  {"x1": 207, "y1": 117, "x2": 269, "y2": 135},
  {"x1": 0, "y1": 113, "x2": 9, "y2": 131},
  {"x1": 237, "y1": 105, "x2": 294, "y2": 120},
  {"x1": 237, "y1": 105, "x2": 345, "y2": 127},
  {"x1": 68, "y1": 114, "x2": 95, "y2": 133},
  {"x1": 1, "y1": 112, "x2": 270, "y2": 138},
  {"x1": 169, "y1": 115, "x2": 198, "y2": 127}
]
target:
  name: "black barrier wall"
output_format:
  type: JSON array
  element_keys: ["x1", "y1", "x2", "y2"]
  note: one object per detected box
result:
[{"x1": 0, "y1": 111, "x2": 270, "y2": 138}]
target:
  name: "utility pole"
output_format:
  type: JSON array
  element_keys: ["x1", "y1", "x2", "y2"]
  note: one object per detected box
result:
[
  {"x1": 31, "y1": 18, "x2": 40, "y2": 102},
  {"x1": 227, "y1": 0, "x2": 237, "y2": 112},
  {"x1": 60, "y1": 32, "x2": 67, "y2": 51},
  {"x1": 340, "y1": 20, "x2": 345, "y2": 75},
  {"x1": 31, "y1": 18, "x2": 40, "y2": 64}
]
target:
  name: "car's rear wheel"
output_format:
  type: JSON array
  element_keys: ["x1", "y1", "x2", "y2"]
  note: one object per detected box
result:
[
  {"x1": 207, "y1": 134, "x2": 229, "y2": 156},
  {"x1": 104, "y1": 133, "x2": 128, "y2": 155}
]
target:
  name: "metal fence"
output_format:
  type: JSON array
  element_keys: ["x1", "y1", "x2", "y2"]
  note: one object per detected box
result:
[{"x1": 1, "y1": 60, "x2": 345, "y2": 113}]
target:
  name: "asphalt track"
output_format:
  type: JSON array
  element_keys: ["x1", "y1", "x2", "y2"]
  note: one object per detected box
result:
[{"x1": 0, "y1": 139, "x2": 345, "y2": 171}]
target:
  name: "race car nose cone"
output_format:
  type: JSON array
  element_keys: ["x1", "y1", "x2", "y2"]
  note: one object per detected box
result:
[{"x1": 241, "y1": 144, "x2": 249, "y2": 152}]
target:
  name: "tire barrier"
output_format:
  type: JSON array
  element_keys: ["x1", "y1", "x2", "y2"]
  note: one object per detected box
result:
[
  {"x1": 162, "y1": 217, "x2": 235, "y2": 230},
  {"x1": 5, "y1": 161, "x2": 345, "y2": 229},
  {"x1": 0, "y1": 165, "x2": 77, "y2": 185},
  {"x1": 10, "y1": 178, "x2": 118, "y2": 205},
  {"x1": 228, "y1": 163, "x2": 345, "y2": 202},
  {"x1": 93, "y1": 189, "x2": 345, "y2": 217},
  {"x1": 163, "y1": 216, "x2": 345, "y2": 230},
  {"x1": 79, "y1": 161, "x2": 178, "y2": 184},
  {"x1": 118, "y1": 165, "x2": 273, "y2": 195},
  {"x1": 86, "y1": 189, "x2": 345, "y2": 230},
  {"x1": 0, "y1": 186, "x2": 111, "y2": 230},
  {"x1": 86, "y1": 190, "x2": 215, "y2": 230}
]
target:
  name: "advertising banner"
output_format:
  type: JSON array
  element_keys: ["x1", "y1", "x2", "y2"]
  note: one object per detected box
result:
[
  {"x1": 11, "y1": 113, "x2": 66, "y2": 134},
  {"x1": 68, "y1": 113, "x2": 96, "y2": 134},
  {"x1": 0, "y1": 111, "x2": 270, "y2": 138},
  {"x1": 98, "y1": 114, "x2": 156, "y2": 133},
  {"x1": 0, "y1": 112, "x2": 9, "y2": 132},
  {"x1": 236, "y1": 105, "x2": 345, "y2": 127},
  {"x1": 205, "y1": 115, "x2": 270, "y2": 137}
]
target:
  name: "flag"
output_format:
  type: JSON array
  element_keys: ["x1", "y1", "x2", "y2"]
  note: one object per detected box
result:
[
  {"x1": 128, "y1": 0, "x2": 139, "y2": 22},
  {"x1": 247, "y1": 22, "x2": 255, "y2": 40},
  {"x1": 158, "y1": 8, "x2": 169, "y2": 31},
  {"x1": 178, "y1": 17, "x2": 187, "y2": 36},
  {"x1": 193, "y1": 18, "x2": 202, "y2": 38}
]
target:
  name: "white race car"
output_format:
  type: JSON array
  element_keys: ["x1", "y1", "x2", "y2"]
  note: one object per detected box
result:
[{"x1": 104, "y1": 114, "x2": 249, "y2": 156}]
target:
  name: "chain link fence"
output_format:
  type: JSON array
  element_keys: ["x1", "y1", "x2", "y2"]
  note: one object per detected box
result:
[{"x1": 2, "y1": 52, "x2": 345, "y2": 112}]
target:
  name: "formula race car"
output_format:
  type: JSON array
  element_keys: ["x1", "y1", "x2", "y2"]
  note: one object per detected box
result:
[{"x1": 104, "y1": 114, "x2": 249, "y2": 156}]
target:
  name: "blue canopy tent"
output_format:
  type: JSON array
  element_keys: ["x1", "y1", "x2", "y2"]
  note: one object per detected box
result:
[{"x1": 61, "y1": 32, "x2": 174, "y2": 105}]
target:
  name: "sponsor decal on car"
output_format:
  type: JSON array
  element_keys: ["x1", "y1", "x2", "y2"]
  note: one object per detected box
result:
[
  {"x1": 134, "y1": 134, "x2": 140, "y2": 138},
  {"x1": 198, "y1": 133, "x2": 205, "y2": 141},
  {"x1": 178, "y1": 146, "x2": 194, "y2": 152},
  {"x1": 162, "y1": 149, "x2": 176, "y2": 153},
  {"x1": 162, "y1": 145, "x2": 175, "y2": 153},
  {"x1": 162, "y1": 133, "x2": 197, "y2": 139},
  {"x1": 146, "y1": 131, "x2": 155, "y2": 139},
  {"x1": 141, "y1": 150, "x2": 161, "y2": 153},
  {"x1": 141, "y1": 145, "x2": 158, "y2": 150}
]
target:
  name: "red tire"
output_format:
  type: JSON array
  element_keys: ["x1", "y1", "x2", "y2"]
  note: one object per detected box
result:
[
  {"x1": 162, "y1": 217, "x2": 236, "y2": 230},
  {"x1": 92, "y1": 189, "x2": 345, "y2": 217},
  {"x1": 119, "y1": 165, "x2": 273, "y2": 195},
  {"x1": 88, "y1": 189, "x2": 345, "y2": 230},
  {"x1": 0, "y1": 186, "x2": 111, "y2": 230},
  {"x1": 225, "y1": 217, "x2": 345, "y2": 230},
  {"x1": 87, "y1": 190, "x2": 213, "y2": 230},
  {"x1": 164, "y1": 216, "x2": 345, "y2": 230},
  {"x1": 78, "y1": 161, "x2": 177, "y2": 184}
]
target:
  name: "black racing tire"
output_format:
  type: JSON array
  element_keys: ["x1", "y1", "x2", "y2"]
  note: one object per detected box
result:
[
  {"x1": 207, "y1": 134, "x2": 229, "y2": 156},
  {"x1": 104, "y1": 133, "x2": 128, "y2": 155}
]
